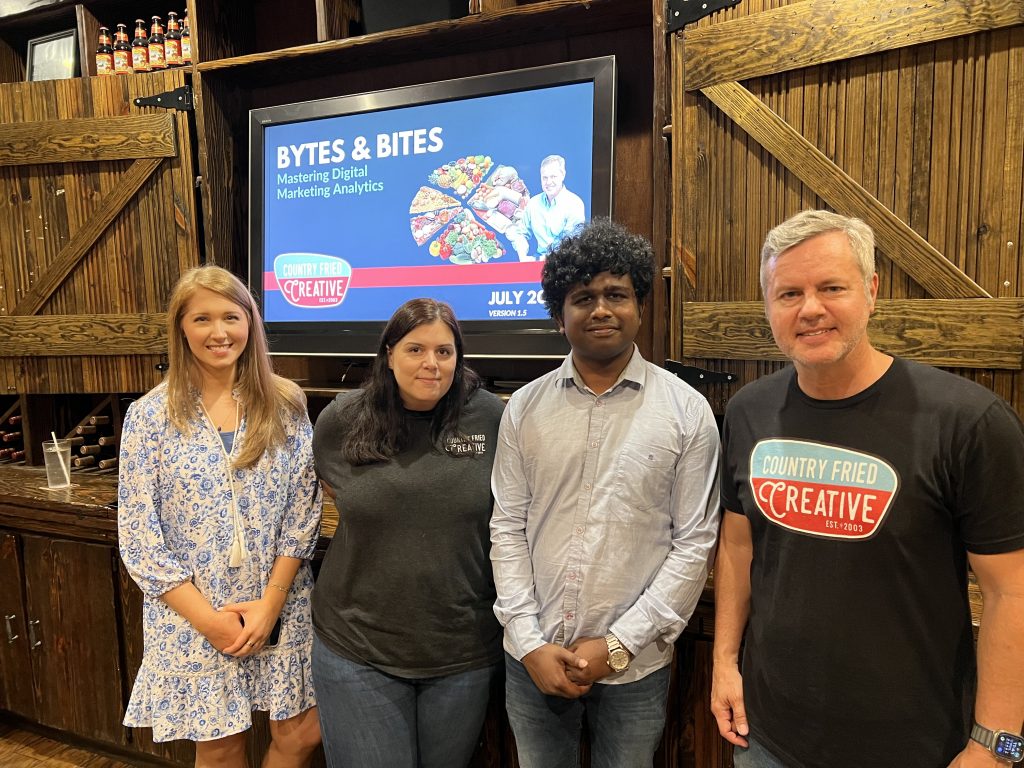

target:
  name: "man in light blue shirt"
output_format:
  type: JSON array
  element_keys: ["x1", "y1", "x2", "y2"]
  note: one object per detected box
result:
[
  {"x1": 508, "y1": 155, "x2": 586, "y2": 261},
  {"x1": 491, "y1": 218, "x2": 721, "y2": 767}
]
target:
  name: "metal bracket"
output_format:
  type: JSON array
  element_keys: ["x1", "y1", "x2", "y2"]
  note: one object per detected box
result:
[
  {"x1": 663, "y1": 359, "x2": 736, "y2": 388},
  {"x1": 133, "y1": 85, "x2": 194, "y2": 111},
  {"x1": 667, "y1": 0, "x2": 741, "y2": 33}
]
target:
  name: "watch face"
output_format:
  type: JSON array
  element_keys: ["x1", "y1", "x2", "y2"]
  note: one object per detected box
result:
[
  {"x1": 995, "y1": 733, "x2": 1024, "y2": 761},
  {"x1": 609, "y1": 649, "x2": 629, "y2": 671}
]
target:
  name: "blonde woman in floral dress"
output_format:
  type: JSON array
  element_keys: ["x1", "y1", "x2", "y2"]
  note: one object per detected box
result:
[{"x1": 119, "y1": 265, "x2": 322, "y2": 768}]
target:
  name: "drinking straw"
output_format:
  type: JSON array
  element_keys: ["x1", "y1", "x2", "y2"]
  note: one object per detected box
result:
[{"x1": 50, "y1": 430, "x2": 72, "y2": 486}]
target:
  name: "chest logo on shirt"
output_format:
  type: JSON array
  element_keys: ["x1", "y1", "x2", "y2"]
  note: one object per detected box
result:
[
  {"x1": 445, "y1": 433, "x2": 488, "y2": 456},
  {"x1": 748, "y1": 439, "x2": 899, "y2": 540}
]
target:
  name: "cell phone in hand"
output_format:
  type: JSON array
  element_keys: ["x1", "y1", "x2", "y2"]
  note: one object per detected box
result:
[
  {"x1": 238, "y1": 615, "x2": 282, "y2": 647},
  {"x1": 266, "y1": 617, "x2": 282, "y2": 647}
]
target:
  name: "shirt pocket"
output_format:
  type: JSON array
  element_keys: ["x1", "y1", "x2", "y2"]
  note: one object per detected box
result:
[{"x1": 612, "y1": 441, "x2": 678, "y2": 517}]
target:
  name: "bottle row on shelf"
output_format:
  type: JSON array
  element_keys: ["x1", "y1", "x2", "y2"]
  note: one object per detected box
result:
[{"x1": 96, "y1": 12, "x2": 192, "y2": 76}]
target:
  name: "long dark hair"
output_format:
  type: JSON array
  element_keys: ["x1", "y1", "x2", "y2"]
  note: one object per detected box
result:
[{"x1": 340, "y1": 298, "x2": 482, "y2": 465}]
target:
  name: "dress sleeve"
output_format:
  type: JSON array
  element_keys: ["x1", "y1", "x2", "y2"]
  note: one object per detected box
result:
[
  {"x1": 277, "y1": 410, "x2": 323, "y2": 559},
  {"x1": 117, "y1": 399, "x2": 193, "y2": 598}
]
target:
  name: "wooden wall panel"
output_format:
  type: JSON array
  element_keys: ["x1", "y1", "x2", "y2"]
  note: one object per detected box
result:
[
  {"x1": 672, "y1": 3, "x2": 1024, "y2": 416},
  {"x1": 0, "y1": 69, "x2": 200, "y2": 394}
]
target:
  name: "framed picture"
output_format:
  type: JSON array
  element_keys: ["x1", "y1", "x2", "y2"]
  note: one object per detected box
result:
[{"x1": 26, "y1": 29, "x2": 79, "y2": 81}]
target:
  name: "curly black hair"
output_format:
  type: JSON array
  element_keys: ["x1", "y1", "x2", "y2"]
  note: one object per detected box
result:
[{"x1": 541, "y1": 217, "x2": 655, "y2": 320}]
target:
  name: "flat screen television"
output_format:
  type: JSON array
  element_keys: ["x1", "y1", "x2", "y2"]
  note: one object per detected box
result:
[{"x1": 249, "y1": 56, "x2": 616, "y2": 358}]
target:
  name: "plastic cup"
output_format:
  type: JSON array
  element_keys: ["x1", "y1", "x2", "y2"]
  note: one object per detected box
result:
[{"x1": 42, "y1": 439, "x2": 72, "y2": 489}]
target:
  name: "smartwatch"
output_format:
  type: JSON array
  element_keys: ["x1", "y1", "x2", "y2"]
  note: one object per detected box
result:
[
  {"x1": 970, "y1": 722, "x2": 1024, "y2": 764},
  {"x1": 604, "y1": 634, "x2": 630, "y2": 673}
]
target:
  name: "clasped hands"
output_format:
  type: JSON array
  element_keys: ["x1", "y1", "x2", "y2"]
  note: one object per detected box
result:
[
  {"x1": 522, "y1": 636, "x2": 620, "y2": 699},
  {"x1": 197, "y1": 597, "x2": 280, "y2": 658}
]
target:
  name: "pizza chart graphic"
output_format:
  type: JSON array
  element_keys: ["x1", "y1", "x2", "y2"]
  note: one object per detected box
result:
[{"x1": 408, "y1": 157, "x2": 529, "y2": 264}]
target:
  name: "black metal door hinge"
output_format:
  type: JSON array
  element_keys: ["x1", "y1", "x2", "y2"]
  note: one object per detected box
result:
[
  {"x1": 134, "y1": 85, "x2": 194, "y2": 111},
  {"x1": 663, "y1": 359, "x2": 736, "y2": 389},
  {"x1": 667, "y1": 0, "x2": 741, "y2": 33}
]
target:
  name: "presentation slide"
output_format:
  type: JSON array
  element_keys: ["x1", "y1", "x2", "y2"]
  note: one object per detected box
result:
[{"x1": 261, "y1": 81, "x2": 595, "y2": 323}]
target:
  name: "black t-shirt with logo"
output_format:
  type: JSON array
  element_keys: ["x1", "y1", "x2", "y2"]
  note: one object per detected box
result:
[
  {"x1": 722, "y1": 358, "x2": 1024, "y2": 768},
  {"x1": 312, "y1": 387, "x2": 504, "y2": 677}
]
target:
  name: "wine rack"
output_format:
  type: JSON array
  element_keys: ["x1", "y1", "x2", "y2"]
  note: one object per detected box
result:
[{"x1": 64, "y1": 396, "x2": 123, "y2": 474}]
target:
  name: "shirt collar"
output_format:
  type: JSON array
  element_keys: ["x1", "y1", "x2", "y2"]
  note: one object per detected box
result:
[{"x1": 556, "y1": 344, "x2": 646, "y2": 394}]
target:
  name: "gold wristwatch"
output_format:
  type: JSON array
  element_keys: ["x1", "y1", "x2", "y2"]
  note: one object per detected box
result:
[{"x1": 605, "y1": 633, "x2": 630, "y2": 673}]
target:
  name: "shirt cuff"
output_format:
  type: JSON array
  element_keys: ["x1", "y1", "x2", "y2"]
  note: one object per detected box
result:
[{"x1": 504, "y1": 615, "x2": 547, "y2": 660}]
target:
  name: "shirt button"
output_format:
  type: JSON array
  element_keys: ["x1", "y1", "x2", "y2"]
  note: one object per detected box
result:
[
  {"x1": 575, "y1": 526, "x2": 584, "y2": 535},
  {"x1": 584, "y1": 483, "x2": 591, "y2": 490},
  {"x1": 568, "y1": 572, "x2": 576, "y2": 581},
  {"x1": 590, "y1": 441, "x2": 598, "y2": 448},
  {"x1": 565, "y1": 612, "x2": 574, "y2": 621}
]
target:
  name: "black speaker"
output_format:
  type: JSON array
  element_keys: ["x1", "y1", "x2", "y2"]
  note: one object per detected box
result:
[{"x1": 361, "y1": 0, "x2": 469, "y2": 34}]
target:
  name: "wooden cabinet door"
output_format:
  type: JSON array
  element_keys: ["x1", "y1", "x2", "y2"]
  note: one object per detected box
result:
[
  {"x1": 0, "y1": 531, "x2": 36, "y2": 720},
  {"x1": 22, "y1": 534, "x2": 126, "y2": 745}
]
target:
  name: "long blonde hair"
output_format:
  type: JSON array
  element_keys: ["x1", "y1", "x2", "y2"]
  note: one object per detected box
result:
[{"x1": 164, "y1": 265, "x2": 305, "y2": 468}]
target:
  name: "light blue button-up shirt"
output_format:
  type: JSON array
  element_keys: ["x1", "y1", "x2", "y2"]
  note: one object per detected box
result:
[
  {"x1": 509, "y1": 187, "x2": 586, "y2": 258},
  {"x1": 490, "y1": 348, "x2": 721, "y2": 683}
]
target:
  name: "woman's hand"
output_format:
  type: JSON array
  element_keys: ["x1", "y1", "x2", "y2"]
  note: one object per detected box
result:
[
  {"x1": 219, "y1": 598, "x2": 282, "y2": 657},
  {"x1": 196, "y1": 609, "x2": 245, "y2": 654}
]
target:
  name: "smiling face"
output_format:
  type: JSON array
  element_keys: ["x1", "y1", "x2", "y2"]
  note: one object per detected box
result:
[
  {"x1": 387, "y1": 320, "x2": 457, "y2": 411},
  {"x1": 558, "y1": 271, "x2": 641, "y2": 373},
  {"x1": 180, "y1": 287, "x2": 250, "y2": 381},
  {"x1": 540, "y1": 160, "x2": 566, "y2": 199},
  {"x1": 764, "y1": 230, "x2": 877, "y2": 376}
]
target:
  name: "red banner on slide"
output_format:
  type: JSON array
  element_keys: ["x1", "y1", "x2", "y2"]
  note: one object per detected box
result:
[{"x1": 265, "y1": 261, "x2": 542, "y2": 291}]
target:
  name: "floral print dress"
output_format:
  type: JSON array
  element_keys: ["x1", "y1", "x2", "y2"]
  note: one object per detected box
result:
[{"x1": 118, "y1": 383, "x2": 322, "y2": 742}]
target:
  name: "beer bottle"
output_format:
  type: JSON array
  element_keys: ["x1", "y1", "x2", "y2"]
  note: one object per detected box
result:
[
  {"x1": 95, "y1": 26, "x2": 114, "y2": 76},
  {"x1": 113, "y1": 23, "x2": 132, "y2": 75},
  {"x1": 165, "y1": 12, "x2": 182, "y2": 67},
  {"x1": 181, "y1": 13, "x2": 192, "y2": 65},
  {"x1": 132, "y1": 19, "x2": 151, "y2": 72},
  {"x1": 148, "y1": 16, "x2": 167, "y2": 71}
]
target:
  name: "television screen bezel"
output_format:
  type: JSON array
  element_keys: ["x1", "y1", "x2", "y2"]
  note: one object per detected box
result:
[{"x1": 248, "y1": 55, "x2": 616, "y2": 359}]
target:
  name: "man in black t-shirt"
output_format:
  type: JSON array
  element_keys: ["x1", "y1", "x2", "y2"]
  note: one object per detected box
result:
[{"x1": 712, "y1": 210, "x2": 1024, "y2": 768}]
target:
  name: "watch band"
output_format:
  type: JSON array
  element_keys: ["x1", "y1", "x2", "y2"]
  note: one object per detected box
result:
[{"x1": 973, "y1": 722, "x2": 998, "y2": 751}]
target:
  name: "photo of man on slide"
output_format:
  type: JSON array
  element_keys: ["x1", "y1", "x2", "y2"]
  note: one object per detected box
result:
[{"x1": 508, "y1": 155, "x2": 586, "y2": 262}]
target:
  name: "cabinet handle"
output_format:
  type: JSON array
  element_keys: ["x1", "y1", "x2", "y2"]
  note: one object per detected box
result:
[
  {"x1": 4, "y1": 614, "x2": 16, "y2": 643},
  {"x1": 27, "y1": 618, "x2": 41, "y2": 649}
]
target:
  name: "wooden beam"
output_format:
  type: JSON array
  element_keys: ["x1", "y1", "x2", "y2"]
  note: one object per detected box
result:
[
  {"x1": 682, "y1": 0, "x2": 1024, "y2": 91},
  {"x1": 0, "y1": 114, "x2": 176, "y2": 167},
  {"x1": 700, "y1": 81, "x2": 990, "y2": 299},
  {"x1": 12, "y1": 158, "x2": 164, "y2": 316},
  {"x1": 0, "y1": 314, "x2": 167, "y2": 357},
  {"x1": 682, "y1": 299, "x2": 1024, "y2": 369}
]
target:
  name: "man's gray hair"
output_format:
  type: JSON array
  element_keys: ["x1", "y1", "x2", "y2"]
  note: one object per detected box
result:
[
  {"x1": 539, "y1": 154, "x2": 566, "y2": 174},
  {"x1": 760, "y1": 210, "x2": 875, "y2": 294}
]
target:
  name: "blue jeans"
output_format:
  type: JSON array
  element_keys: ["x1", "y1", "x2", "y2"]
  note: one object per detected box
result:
[
  {"x1": 312, "y1": 635, "x2": 497, "y2": 768},
  {"x1": 732, "y1": 734, "x2": 788, "y2": 768},
  {"x1": 504, "y1": 653, "x2": 671, "y2": 768}
]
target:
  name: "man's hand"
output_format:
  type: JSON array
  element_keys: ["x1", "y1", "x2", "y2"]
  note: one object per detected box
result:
[
  {"x1": 947, "y1": 739, "x2": 1008, "y2": 767},
  {"x1": 565, "y1": 636, "x2": 616, "y2": 685},
  {"x1": 711, "y1": 662, "x2": 749, "y2": 747},
  {"x1": 522, "y1": 643, "x2": 591, "y2": 698}
]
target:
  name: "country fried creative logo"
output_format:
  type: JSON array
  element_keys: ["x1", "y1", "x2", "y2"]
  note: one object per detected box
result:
[
  {"x1": 749, "y1": 440, "x2": 898, "y2": 540},
  {"x1": 273, "y1": 253, "x2": 351, "y2": 308}
]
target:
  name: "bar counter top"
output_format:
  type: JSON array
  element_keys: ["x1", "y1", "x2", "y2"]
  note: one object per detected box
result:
[{"x1": 0, "y1": 464, "x2": 340, "y2": 541}]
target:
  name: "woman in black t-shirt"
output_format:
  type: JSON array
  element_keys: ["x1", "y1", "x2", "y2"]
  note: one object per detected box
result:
[{"x1": 311, "y1": 298, "x2": 504, "y2": 768}]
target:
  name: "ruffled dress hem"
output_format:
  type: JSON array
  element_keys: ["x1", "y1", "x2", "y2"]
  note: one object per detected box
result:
[{"x1": 123, "y1": 644, "x2": 317, "y2": 743}]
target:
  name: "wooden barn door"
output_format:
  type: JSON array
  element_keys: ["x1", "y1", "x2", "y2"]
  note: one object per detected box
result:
[
  {"x1": 670, "y1": 0, "x2": 1024, "y2": 415},
  {"x1": 0, "y1": 68, "x2": 200, "y2": 395}
]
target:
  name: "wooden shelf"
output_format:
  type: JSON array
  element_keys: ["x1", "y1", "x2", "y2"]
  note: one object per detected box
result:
[{"x1": 195, "y1": 0, "x2": 650, "y2": 87}]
